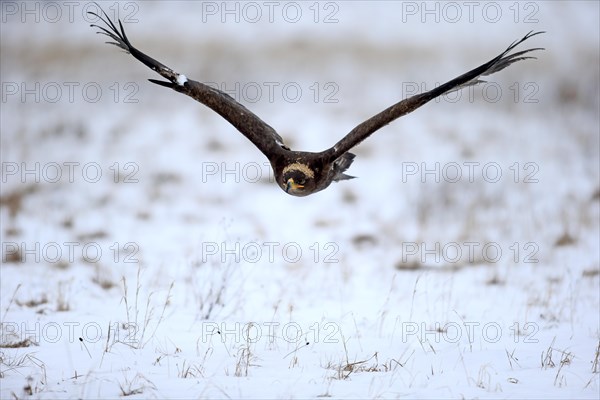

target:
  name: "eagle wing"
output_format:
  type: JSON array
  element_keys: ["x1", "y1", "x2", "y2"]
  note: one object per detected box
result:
[
  {"x1": 324, "y1": 31, "x2": 544, "y2": 162},
  {"x1": 88, "y1": 8, "x2": 288, "y2": 160}
]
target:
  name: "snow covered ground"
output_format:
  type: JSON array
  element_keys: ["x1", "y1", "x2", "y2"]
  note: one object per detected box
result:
[{"x1": 1, "y1": 1, "x2": 599, "y2": 398}]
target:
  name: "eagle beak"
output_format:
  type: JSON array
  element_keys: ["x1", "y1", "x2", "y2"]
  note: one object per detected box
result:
[{"x1": 285, "y1": 178, "x2": 304, "y2": 193}]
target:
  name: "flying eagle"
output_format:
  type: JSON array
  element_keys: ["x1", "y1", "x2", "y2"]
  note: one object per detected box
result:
[{"x1": 89, "y1": 8, "x2": 543, "y2": 197}]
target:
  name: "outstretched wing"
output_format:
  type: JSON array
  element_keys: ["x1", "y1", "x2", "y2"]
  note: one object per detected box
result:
[
  {"x1": 325, "y1": 31, "x2": 545, "y2": 162},
  {"x1": 88, "y1": 7, "x2": 288, "y2": 160}
]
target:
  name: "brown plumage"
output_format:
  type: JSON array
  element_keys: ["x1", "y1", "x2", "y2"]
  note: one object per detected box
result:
[{"x1": 89, "y1": 7, "x2": 544, "y2": 197}]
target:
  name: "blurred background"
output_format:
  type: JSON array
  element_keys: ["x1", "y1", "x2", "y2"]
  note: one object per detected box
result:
[
  {"x1": 1, "y1": 1, "x2": 599, "y2": 397},
  {"x1": 2, "y1": 1, "x2": 598, "y2": 267}
]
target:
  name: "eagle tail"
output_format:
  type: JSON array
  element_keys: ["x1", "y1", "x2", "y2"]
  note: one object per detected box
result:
[{"x1": 333, "y1": 152, "x2": 356, "y2": 181}]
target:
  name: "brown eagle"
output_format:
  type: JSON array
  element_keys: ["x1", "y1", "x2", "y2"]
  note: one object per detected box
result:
[{"x1": 89, "y1": 8, "x2": 543, "y2": 197}]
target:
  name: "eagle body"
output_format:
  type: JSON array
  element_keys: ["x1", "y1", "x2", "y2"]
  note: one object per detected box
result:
[{"x1": 269, "y1": 150, "x2": 355, "y2": 196}]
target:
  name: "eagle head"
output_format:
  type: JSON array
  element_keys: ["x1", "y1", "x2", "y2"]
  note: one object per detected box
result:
[{"x1": 281, "y1": 162, "x2": 316, "y2": 196}]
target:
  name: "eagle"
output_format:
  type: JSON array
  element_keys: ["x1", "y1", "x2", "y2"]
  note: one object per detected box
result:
[{"x1": 89, "y1": 8, "x2": 543, "y2": 197}]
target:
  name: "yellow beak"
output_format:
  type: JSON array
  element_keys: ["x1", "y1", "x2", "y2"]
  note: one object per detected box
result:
[{"x1": 285, "y1": 178, "x2": 304, "y2": 193}]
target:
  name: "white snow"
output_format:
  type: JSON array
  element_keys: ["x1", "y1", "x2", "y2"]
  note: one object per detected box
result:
[{"x1": 1, "y1": 1, "x2": 599, "y2": 399}]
